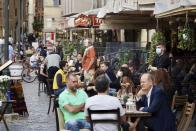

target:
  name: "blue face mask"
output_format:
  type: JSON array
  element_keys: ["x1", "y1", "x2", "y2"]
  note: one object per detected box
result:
[{"x1": 156, "y1": 48, "x2": 162, "y2": 55}]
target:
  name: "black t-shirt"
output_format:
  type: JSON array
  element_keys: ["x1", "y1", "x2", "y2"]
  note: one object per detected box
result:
[
  {"x1": 75, "y1": 61, "x2": 82, "y2": 72},
  {"x1": 153, "y1": 53, "x2": 171, "y2": 69},
  {"x1": 40, "y1": 49, "x2": 47, "y2": 58}
]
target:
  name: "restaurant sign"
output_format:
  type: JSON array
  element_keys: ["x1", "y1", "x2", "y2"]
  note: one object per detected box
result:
[
  {"x1": 154, "y1": 0, "x2": 196, "y2": 14},
  {"x1": 75, "y1": 14, "x2": 91, "y2": 27},
  {"x1": 91, "y1": 15, "x2": 103, "y2": 27},
  {"x1": 75, "y1": 14, "x2": 102, "y2": 27}
]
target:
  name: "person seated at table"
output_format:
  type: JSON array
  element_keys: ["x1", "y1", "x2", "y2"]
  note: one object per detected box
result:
[
  {"x1": 53, "y1": 61, "x2": 68, "y2": 96},
  {"x1": 29, "y1": 52, "x2": 39, "y2": 68},
  {"x1": 117, "y1": 75, "x2": 134, "y2": 98},
  {"x1": 150, "y1": 68, "x2": 174, "y2": 106},
  {"x1": 38, "y1": 61, "x2": 48, "y2": 93},
  {"x1": 75, "y1": 53, "x2": 83, "y2": 73},
  {"x1": 59, "y1": 72, "x2": 90, "y2": 131},
  {"x1": 136, "y1": 73, "x2": 176, "y2": 131},
  {"x1": 83, "y1": 69, "x2": 105, "y2": 97},
  {"x1": 84, "y1": 74, "x2": 136, "y2": 131},
  {"x1": 100, "y1": 61, "x2": 121, "y2": 95}
]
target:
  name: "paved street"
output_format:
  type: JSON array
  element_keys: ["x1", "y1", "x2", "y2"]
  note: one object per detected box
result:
[{"x1": 0, "y1": 80, "x2": 56, "y2": 131}]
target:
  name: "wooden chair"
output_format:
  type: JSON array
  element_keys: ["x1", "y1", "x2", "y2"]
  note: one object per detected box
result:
[
  {"x1": 177, "y1": 102, "x2": 195, "y2": 131},
  {"x1": 189, "y1": 82, "x2": 196, "y2": 100},
  {"x1": 171, "y1": 93, "x2": 188, "y2": 111},
  {"x1": 54, "y1": 99, "x2": 90, "y2": 131},
  {"x1": 87, "y1": 108, "x2": 121, "y2": 131},
  {"x1": 189, "y1": 83, "x2": 196, "y2": 126}
]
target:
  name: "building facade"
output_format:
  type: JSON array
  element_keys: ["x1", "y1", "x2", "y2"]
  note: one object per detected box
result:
[
  {"x1": 0, "y1": 0, "x2": 28, "y2": 41},
  {"x1": 28, "y1": 0, "x2": 35, "y2": 34},
  {"x1": 43, "y1": 0, "x2": 62, "y2": 44}
]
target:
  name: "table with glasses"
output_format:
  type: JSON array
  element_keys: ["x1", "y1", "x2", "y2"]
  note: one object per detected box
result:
[{"x1": 125, "y1": 110, "x2": 151, "y2": 119}]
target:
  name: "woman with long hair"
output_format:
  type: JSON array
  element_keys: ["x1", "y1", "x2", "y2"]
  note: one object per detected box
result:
[{"x1": 151, "y1": 68, "x2": 174, "y2": 105}]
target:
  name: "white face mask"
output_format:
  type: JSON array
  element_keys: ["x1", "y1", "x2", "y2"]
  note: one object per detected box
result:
[
  {"x1": 156, "y1": 48, "x2": 162, "y2": 55},
  {"x1": 116, "y1": 71, "x2": 123, "y2": 77}
]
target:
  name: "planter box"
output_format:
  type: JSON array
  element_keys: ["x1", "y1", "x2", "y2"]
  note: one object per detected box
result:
[{"x1": 9, "y1": 63, "x2": 23, "y2": 77}]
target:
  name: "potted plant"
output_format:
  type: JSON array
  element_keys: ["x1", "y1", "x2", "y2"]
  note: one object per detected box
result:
[
  {"x1": 178, "y1": 26, "x2": 196, "y2": 51},
  {"x1": 0, "y1": 75, "x2": 11, "y2": 101}
]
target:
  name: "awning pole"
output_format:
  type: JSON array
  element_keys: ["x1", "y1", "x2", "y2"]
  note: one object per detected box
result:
[{"x1": 156, "y1": 18, "x2": 159, "y2": 31}]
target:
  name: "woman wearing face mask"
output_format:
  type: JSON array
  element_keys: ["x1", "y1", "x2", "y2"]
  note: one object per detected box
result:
[{"x1": 149, "y1": 43, "x2": 171, "y2": 71}]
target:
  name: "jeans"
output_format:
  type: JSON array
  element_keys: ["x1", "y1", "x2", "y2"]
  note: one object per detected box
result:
[
  {"x1": 109, "y1": 88, "x2": 117, "y2": 96},
  {"x1": 65, "y1": 119, "x2": 91, "y2": 131},
  {"x1": 54, "y1": 87, "x2": 66, "y2": 96}
]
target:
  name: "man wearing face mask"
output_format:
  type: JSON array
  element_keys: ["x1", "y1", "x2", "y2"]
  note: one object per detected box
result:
[{"x1": 149, "y1": 43, "x2": 171, "y2": 71}]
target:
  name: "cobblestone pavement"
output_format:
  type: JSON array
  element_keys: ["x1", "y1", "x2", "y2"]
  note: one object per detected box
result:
[{"x1": 0, "y1": 80, "x2": 56, "y2": 131}]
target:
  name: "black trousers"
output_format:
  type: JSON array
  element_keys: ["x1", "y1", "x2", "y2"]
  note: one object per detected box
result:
[{"x1": 47, "y1": 66, "x2": 59, "y2": 79}]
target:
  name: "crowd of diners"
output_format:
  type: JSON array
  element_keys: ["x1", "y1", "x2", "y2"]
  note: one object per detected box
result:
[{"x1": 27, "y1": 38, "x2": 196, "y2": 131}]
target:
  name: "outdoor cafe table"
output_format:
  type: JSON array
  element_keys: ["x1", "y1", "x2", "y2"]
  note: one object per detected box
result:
[{"x1": 125, "y1": 110, "x2": 151, "y2": 131}]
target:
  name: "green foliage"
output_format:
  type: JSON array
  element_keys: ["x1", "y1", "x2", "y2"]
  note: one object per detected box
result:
[
  {"x1": 119, "y1": 48, "x2": 134, "y2": 66},
  {"x1": 147, "y1": 32, "x2": 166, "y2": 64},
  {"x1": 32, "y1": 20, "x2": 43, "y2": 32},
  {"x1": 62, "y1": 40, "x2": 85, "y2": 58},
  {"x1": 178, "y1": 27, "x2": 196, "y2": 51}
]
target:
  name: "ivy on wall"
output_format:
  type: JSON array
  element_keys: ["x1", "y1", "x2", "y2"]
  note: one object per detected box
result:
[{"x1": 178, "y1": 26, "x2": 196, "y2": 51}]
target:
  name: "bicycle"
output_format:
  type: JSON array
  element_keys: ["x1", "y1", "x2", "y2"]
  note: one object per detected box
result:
[{"x1": 21, "y1": 59, "x2": 42, "y2": 83}]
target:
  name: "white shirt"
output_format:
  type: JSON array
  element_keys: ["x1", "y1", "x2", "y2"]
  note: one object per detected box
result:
[
  {"x1": 30, "y1": 54, "x2": 38, "y2": 66},
  {"x1": 45, "y1": 53, "x2": 61, "y2": 69},
  {"x1": 84, "y1": 95, "x2": 125, "y2": 131},
  {"x1": 9, "y1": 45, "x2": 14, "y2": 60},
  {"x1": 146, "y1": 87, "x2": 153, "y2": 107}
]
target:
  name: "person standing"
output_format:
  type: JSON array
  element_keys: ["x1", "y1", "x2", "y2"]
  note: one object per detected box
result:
[
  {"x1": 8, "y1": 43, "x2": 14, "y2": 60},
  {"x1": 149, "y1": 43, "x2": 171, "y2": 71},
  {"x1": 82, "y1": 38, "x2": 96, "y2": 81}
]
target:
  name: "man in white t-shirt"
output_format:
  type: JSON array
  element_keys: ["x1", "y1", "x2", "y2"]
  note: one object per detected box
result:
[
  {"x1": 84, "y1": 74, "x2": 134, "y2": 131},
  {"x1": 45, "y1": 51, "x2": 61, "y2": 69},
  {"x1": 44, "y1": 50, "x2": 61, "y2": 79}
]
